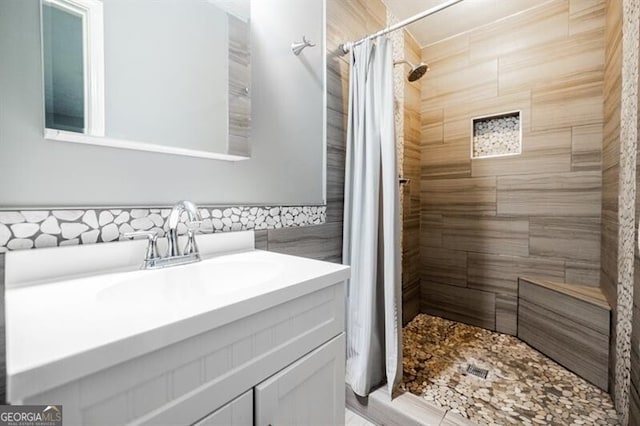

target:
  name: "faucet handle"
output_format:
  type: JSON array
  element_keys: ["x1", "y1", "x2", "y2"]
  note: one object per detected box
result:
[
  {"x1": 121, "y1": 230, "x2": 159, "y2": 261},
  {"x1": 183, "y1": 228, "x2": 200, "y2": 257}
]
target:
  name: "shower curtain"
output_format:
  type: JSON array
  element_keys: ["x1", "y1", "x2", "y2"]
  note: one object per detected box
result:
[{"x1": 343, "y1": 37, "x2": 402, "y2": 398}]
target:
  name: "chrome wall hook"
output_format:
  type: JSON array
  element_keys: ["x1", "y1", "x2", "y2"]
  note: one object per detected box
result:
[{"x1": 291, "y1": 35, "x2": 315, "y2": 56}]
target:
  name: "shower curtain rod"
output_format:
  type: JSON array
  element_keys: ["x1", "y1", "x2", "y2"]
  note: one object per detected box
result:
[{"x1": 340, "y1": 0, "x2": 464, "y2": 54}]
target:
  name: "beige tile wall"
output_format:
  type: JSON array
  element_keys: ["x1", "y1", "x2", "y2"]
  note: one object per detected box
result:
[{"x1": 419, "y1": 0, "x2": 605, "y2": 334}]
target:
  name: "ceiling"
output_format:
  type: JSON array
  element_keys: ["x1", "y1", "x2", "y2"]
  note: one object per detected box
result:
[{"x1": 383, "y1": 0, "x2": 548, "y2": 47}]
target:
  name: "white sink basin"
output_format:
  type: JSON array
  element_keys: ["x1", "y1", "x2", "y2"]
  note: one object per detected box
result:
[
  {"x1": 96, "y1": 257, "x2": 283, "y2": 306},
  {"x1": 5, "y1": 231, "x2": 350, "y2": 402}
]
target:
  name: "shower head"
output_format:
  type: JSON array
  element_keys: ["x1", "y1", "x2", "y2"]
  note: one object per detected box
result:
[
  {"x1": 394, "y1": 60, "x2": 429, "y2": 82},
  {"x1": 408, "y1": 63, "x2": 429, "y2": 81}
]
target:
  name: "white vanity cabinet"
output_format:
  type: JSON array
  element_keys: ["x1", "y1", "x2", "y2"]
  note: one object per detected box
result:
[
  {"x1": 194, "y1": 333, "x2": 345, "y2": 426},
  {"x1": 255, "y1": 334, "x2": 345, "y2": 426},
  {"x1": 194, "y1": 390, "x2": 253, "y2": 426},
  {"x1": 14, "y1": 279, "x2": 347, "y2": 426}
]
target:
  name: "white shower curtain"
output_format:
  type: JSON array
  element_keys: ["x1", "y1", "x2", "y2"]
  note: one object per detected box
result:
[{"x1": 343, "y1": 37, "x2": 402, "y2": 398}]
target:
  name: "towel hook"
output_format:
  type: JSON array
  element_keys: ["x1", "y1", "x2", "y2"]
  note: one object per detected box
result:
[{"x1": 291, "y1": 35, "x2": 315, "y2": 56}]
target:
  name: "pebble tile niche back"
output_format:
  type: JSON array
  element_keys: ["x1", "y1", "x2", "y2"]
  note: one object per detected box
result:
[
  {"x1": 471, "y1": 111, "x2": 522, "y2": 159},
  {"x1": 0, "y1": 206, "x2": 326, "y2": 252}
]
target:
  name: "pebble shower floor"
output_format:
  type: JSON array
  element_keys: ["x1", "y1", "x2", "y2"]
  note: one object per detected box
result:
[{"x1": 400, "y1": 314, "x2": 619, "y2": 425}]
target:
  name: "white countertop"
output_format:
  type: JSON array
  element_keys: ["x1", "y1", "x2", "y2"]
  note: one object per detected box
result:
[{"x1": 6, "y1": 233, "x2": 349, "y2": 402}]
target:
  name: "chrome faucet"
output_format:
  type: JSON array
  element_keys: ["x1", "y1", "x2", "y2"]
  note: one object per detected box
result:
[
  {"x1": 166, "y1": 200, "x2": 201, "y2": 258},
  {"x1": 122, "y1": 200, "x2": 203, "y2": 270}
]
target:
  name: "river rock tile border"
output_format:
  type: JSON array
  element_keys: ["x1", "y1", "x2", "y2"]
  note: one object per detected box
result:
[
  {"x1": 0, "y1": 205, "x2": 326, "y2": 252},
  {"x1": 401, "y1": 314, "x2": 619, "y2": 426},
  {"x1": 615, "y1": 0, "x2": 639, "y2": 422}
]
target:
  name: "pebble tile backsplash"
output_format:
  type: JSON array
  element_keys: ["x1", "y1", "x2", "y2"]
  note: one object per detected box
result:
[
  {"x1": 472, "y1": 112, "x2": 521, "y2": 159},
  {"x1": 0, "y1": 205, "x2": 326, "y2": 252}
]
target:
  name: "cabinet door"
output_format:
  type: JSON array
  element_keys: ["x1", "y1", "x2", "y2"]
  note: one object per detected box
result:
[
  {"x1": 255, "y1": 333, "x2": 345, "y2": 426},
  {"x1": 193, "y1": 390, "x2": 253, "y2": 426}
]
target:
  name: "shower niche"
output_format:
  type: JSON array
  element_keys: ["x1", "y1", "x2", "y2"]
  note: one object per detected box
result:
[{"x1": 471, "y1": 111, "x2": 521, "y2": 159}]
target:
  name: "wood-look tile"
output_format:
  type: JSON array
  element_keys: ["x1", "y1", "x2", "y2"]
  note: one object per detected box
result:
[
  {"x1": 421, "y1": 282, "x2": 496, "y2": 330},
  {"x1": 420, "y1": 213, "x2": 442, "y2": 248},
  {"x1": 468, "y1": 0, "x2": 569, "y2": 65},
  {"x1": 529, "y1": 216, "x2": 600, "y2": 263},
  {"x1": 442, "y1": 216, "x2": 529, "y2": 257},
  {"x1": 325, "y1": 0, "x2": 384, "y2": 65},
  {"x1": 499, "y1": 28, "x2": 604, "y2": 96},
  {"x1": 443, "y1": 90, "x2": 532, "y2": 135},
  {"x1": 602, "y1": 108, "x2": 621, "y2": 170},
  {"x1": 403, "y1": 143, "x2": 421, "y2": 182},
  {"x1": 472, "y1": 129, "x2": 572, "y2": 177},
  {"x1": 565, "y1": 260, "x2": 600, "y2": 286},
  {"x1": 467, "y1": 253, "x2": 565, "y2": 296},
  {"x1": 421, "y1": 35, "x2": 470, "y2": 76},
  {"x1": 327, "y1": 107, "x2": 346, "y2": 147},
  {"x1": 421, "y1": 124, "x2": 443, "y2": 146},
  {"x1": 254, "y1": 230, "x2": 268, "y2": 250},
  {"x1": 415, "y1": 0, "x2": 607, "y2": 343},
  {"x1": 421, "y1": 138, "x2": 471, "y2": 180},
  {"x1": 326, "y1": 62, "x2": 349, "y2": 116},
  {"x1": 519, "y1": 278, "x2": 610, "y2": 332},
  {"x1": 403, "y1": 28, "x2": 422, "y2": 325},
  {"x1": 600, "y1": 211, "x2": 618, "y2": 306},
  {"x1": 267, "y1": 223, "x2": 342, "y2": 263},
  {"x1": 422, "y1": 60, "x2": 498, "y2": 109},
  {"x1": 326, "y1": 107, "x2": 346, "y2": 224},
  {"x1": 601, "y1": 166, "x2": 619, "y2": 214},
  {"x1": 404, "y1": 30, "x2": 421, "y2": 62},
  {"x1": 518, "y1": 296, "x2": 608, "y2": 390},
  {"x1": 572, "y1": 124, "x2": 603, "y2": 171},
  {"x1": 406, "y1": 110, "x2": 421, "y2": 141},
  {"x1": 421, "y1": 109, "x2": 444, "y2": 129},
  {"x1": 405, "y1": 87, "x2": 421, "y2": 116},
  {"x1": 569, "y1": 0, "x2": 606, "y2": 35},
  {"x1": 531, "y1": 80, "x2": 604, "y2": 132},
  {"x1": 601, "y1": 0, "x2": 621, "y2": 172},
  {"x1": 403, "y1": 230, "x2": 420, "y2": 291},
  {"x1": 420, "y1": 247, "x2": 467, "y2": 288},
  {"x1": 325, "y1": 200, "x2": 344, "y2": 226},
  {"x1": 402, "y1": 279, "x2": 420, "y2": 326},
  {"x1": 441, "y1": 118, "x2": 469, "y2": 143},
  {"x1": 421, "y1": 177, "x2": 496, "y2": 216},
  {"x1": 495, "y1": 294, "x2": 518, "y2": 336},
  {"x1": 497, "y1": 171, "x2": 601, "y2": 216}
]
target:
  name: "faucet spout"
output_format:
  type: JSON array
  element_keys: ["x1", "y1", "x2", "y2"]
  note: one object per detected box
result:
[{"x1": 166, "y1": 200, "x2": 201, "y2": 257}]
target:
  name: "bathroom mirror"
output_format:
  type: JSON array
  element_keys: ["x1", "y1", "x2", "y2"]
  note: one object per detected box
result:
[{"x1": 41, "y1": 0, "x2": 251, "y2": 160}]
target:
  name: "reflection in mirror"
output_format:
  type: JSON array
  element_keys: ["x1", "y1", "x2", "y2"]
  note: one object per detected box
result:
[
  {"x1": 42, "y1": 0, "x2": 104, "y2": 135},
  {"x1": 41, "y1": 0, "x2": 251, "y2": 160}
]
